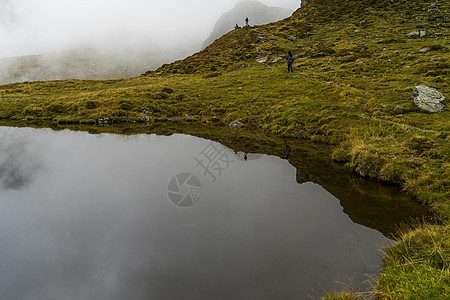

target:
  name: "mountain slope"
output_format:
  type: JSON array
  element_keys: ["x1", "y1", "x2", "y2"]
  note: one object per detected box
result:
[
  {"x1": 0, "y1": 2, "x2": 448, "y2": 297},
  {"x1": 202, "y1": 0, "x2": 293, "y2": 49},
  {"x1": 0, "y1": 48, "x2": 191, "y2": 85}
]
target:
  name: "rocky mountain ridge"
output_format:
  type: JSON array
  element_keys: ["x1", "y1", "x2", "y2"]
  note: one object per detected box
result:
[{"x1": 202, "y1": 0, "x2": 293, "y2": 49}]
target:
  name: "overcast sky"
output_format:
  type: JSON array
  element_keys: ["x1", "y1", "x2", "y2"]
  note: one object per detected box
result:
[{"x1": 0, "y1": 0, "x2": 300, "y2": 59}]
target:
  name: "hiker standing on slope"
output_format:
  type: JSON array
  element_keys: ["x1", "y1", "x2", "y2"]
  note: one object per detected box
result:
[
  {"x1": 286, "y1": 51, "x2": 295, "y2": 72},
  {"x1": 245, "y1": 17, "x2": 249, "y2": 28}
]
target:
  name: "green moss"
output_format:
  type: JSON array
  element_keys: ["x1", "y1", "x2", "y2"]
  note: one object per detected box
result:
[
  {"x1": 118, "y1": 100, "x2": 134, "y2": 111},
  {"x1": 406, "y1": 135, "x2": 435, "y2": 153},
  {"x1": 153, "y1": 92, "x2": 169, "y2": 99},
  {"x1": 23, "y1": 106, "x2": 44, "y2": 117},
  {"x1": 47, "y1": 103, "x2": 67, "y2": 114},
  {"x1": 353, "y1": 151, "x2": 388, "y2": 179},
  {"x1": 379, "y1": 161, "x2": 406, "y2": 183},
  {"x1": 332, "y1": 147, "x2": 352, "y2": 163},
  {"x1": 85, "y1": 101, "x2": 100, "y2": 109}
]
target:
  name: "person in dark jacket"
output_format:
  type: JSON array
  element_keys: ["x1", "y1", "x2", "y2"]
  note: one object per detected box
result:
[{"x1": 286, "y1": 51, "x2": 294, "y2": 72}]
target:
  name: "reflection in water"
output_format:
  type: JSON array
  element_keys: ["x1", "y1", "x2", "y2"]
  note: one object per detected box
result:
[
  {"x1": 296, "y1": 168, "x2": 311, "y2": 184},
  {"x1": 234, "y1": 151, "x2": 263, "y2": 162},
  {"x1": 0, "y1": 126, "x2": 432, "y2": 299},
  {"x1": 288, "y1": 152, "x2": 433, "y2": 238},
  {"x1": 0, "y1": 130, "x2": 42, "y2": 189},
  {"x1": 283, "y1": 144, "x2": 292, "y2": 159}
]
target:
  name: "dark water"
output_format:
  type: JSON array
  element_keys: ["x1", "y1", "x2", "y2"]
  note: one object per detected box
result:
[{"x1": 0, "y1": 126, "x2": 432, "y2": 299}]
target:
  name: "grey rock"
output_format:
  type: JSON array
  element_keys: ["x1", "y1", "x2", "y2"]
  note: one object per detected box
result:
[
  {"x1": 287, "y1": 36, "x2": 296, "y2": 41},
  {"x1": 271, "y1": 56, "x2": 283, "y2": 63},
  {"x1": 407, "y1": 30, "x2": 426, "y2": 38},
  {"x1": 229, "y1": 119, "x2": 245, "y2": 129},
  {"x1": 301, "y1": 0, "x2": 312, "y2": 8},
  {"x1": 257, "y1": 56, "x2": 268, "y2": 63},
  {"x1": 259, "y1": 35, "x2": 271, "y2": 43},
  {"x1": 140, "y1": 116, "x2": 150, "y2": 123},
  {"x1": 419, "y1": 47, "x2": 430, "y2": 53},
  {"x1": 413, "y1": 85, "x2": 446, "y2": 113},
  {"x1": 312, "y1": 52, "x2": 331, "y2": 57},
  {"x1": 96, "y1": 118, "x2": 113, "y2": 126}
]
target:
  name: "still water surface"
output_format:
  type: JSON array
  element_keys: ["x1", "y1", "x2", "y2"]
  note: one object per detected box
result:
[{"x1": 0, "y1": 126, "x2": 430, "y2": 299}]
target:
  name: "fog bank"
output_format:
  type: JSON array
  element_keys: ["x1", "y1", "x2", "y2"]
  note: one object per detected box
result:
[{"x1": 0, "y1": 0, "x2": 300, "y2": 59}]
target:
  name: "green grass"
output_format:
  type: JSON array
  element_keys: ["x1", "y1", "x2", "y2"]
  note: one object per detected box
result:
[
  {"x1": 322, "y1": 292, "x2": 362, "y2": 300},
  {"x1": 0, "y1": 0, "x2": 449, "y2": 298},
  {"x1": 376, "y1": 224, "x2": 450, "y2": 299}
]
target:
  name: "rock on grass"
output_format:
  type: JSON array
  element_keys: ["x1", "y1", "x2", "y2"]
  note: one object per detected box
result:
[{"x1": 413, "y1": 85, "x2": 446, "y2": 113}]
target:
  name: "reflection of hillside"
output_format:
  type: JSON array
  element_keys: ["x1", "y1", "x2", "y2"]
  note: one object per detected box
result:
[
  {"x1": 236, "y1": 145, "x2": 433, "y2": 238},
  {"x1": 0, "y1": 121, "x2": 435, "y2": 236},
  {"x1": 290, "y1": 156, "x2": 434, "y2": 238},
  {"x1": 237, "y1": 143, "x2": 433, "y2": 237}
]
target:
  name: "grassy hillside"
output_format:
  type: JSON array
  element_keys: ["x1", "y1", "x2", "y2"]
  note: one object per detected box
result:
[{"x1": 0, "y1": 0, "x2": 448, "y2": 298}]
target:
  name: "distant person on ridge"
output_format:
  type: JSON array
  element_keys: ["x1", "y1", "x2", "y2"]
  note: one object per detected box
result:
[
  {"x1": 235, "y1": 24, "x2": 240, "y2": 29},
  {"x1": 245, "y1": 17, "x2": 249, "y2": 28},
  {"x1": 286, "y1": 51, "x2": 295, "y2": 72}
]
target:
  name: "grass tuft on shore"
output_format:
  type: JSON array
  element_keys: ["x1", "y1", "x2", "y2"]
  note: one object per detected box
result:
[{"x1": 376, "y1": 224, "x2": 450, "y2": 299}]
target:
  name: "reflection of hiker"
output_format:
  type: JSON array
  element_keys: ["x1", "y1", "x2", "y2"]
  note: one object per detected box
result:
[
  {"x1": 235, "y1": 24, "x2": 240, "y2": 29},
  {"x1": 245, "y1": 17, "x2": 249, "y2": 27},
  {"x1": 286, "y1": 51, "x2": 295, "y2": 72},
  {"x1": 283, "y1": 145, "x2": 292, "y2": 159}
]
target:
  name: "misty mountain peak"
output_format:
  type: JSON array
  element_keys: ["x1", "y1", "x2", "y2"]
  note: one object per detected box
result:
[{"x1": 202, "y1": 0, "x2": 293, "y2": 49}]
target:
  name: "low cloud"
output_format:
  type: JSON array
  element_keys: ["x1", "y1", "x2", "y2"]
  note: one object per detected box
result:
[{"x1": 0, "y1": 0, "x2": 300, "y2": 59}]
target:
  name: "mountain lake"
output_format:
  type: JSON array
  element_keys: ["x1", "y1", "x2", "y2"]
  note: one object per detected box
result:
[{"x1": 0, "y1": 125, "x2": 434, "y2": 299}]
